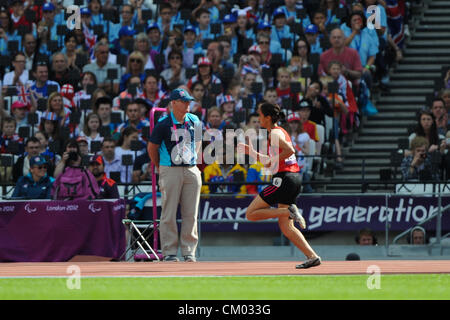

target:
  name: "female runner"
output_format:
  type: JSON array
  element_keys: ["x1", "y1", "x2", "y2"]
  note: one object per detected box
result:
[{"x1": 238, "y1": 102, "x2": 321, "y2": 269}]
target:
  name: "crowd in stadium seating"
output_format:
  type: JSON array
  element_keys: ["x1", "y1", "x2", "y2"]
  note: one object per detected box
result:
[{"x1": 0, "y1": 0, "x2": 447, "y2": 200}]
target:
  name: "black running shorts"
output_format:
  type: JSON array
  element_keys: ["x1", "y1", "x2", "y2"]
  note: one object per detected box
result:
[{"x1": 259, "y1": 171, "x2": 302, "y2": 206}]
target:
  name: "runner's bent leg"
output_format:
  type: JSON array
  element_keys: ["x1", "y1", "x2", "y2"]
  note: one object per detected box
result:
[
  {"x1": 246, "y1": 195, "x2": 290, "y2": 221},
  {"x1": 277, "y1": 204, "x2": 319, "y2": 259}
]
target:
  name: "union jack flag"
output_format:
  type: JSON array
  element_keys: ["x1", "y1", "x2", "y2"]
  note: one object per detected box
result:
[
  {"x1": 83, "y1": 23, "x2": 97, "y2": 60},
  {"x1": 17, "y1": 85, "x2": 32, "y2": 106}
]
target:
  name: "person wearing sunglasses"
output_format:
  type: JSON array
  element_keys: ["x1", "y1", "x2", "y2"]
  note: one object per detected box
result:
[
  {"x1": 12, "y1": 156, "x2": 54, "y2": 199},
  {"x1": 160, "y1": 49, "x2": 186, "y2": 89}
]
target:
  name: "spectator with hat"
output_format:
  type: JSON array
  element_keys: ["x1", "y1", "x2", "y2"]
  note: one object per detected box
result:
[
  {"x1": 13, "y1": 136, "x2": 54, "y2": 182},
  {"x1": 182, "y1": 25, "x2": 203, "y2": 69},
  {"x1": 11, "y1": 100, "x2": 32, "y2": 134},
  {"x1": 187, "y1": 57, "x2": 222, "y2": 101},
  {"x1": 222, "y1": 14, "x2": 238, "y2": 58},
  {"x1": 109, "y1": 4, "x2": 138, "y2": 44},
  {"x1": 38, "y1": 1, "x2": 60, "y2": 43},
  {"x1": 271, "y1": 7, "x2": 293, "y2": 48},
  {"x1": 87, "y1": 154, "x2": 120, "y2": 199},
  {"x1": 112, "y1": 25, "x2": 137, "y2": 56},
  {"x1": 304, "y1": 24, "x2": 324, "y2": 55},
  {"x1": 12, "y1": 155, "x2": 55, "y2": 199},
  {"x1": 148, "y1": 87, "x2": 202, "y2": 262},
  {"x1": 147, "y1": 23, "x2": 163, "y2": 53},
  {"x1": 295, "y1": 98, "x2": 320, "y2": 153},
  {"x1": 38, "y1": 111, "x2": 61, "y2": 147}
]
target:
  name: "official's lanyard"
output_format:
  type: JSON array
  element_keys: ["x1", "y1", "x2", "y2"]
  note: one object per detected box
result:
[
  {"x1": 354, "y1": 34, "x2": 361, "y2": 53},
  {"x1": 171, "y1": 113, "x2": 190, "y2": 157}
]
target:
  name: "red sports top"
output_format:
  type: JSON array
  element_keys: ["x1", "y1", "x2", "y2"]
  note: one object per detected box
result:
[{"x1": 268, "y1": 126, "x2": 300, "y2": 173}]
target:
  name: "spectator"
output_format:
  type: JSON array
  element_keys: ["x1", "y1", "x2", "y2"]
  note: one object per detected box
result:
[
  {"x1": 82, "y1": 41, "x2": 122, "y2": 96},
  {"x1": 140, "y1": 74, "x2": 168, "y2": 109},
  {"x1": 187, "y1": 57, "x2": 222, "y2": 101},
  {"x1": 289, "y1": 55, "x2": 311, "y2": 92},
  {"x1": 38, "y1": 111, "x2": 61, "y2": 147},
  {"x1": 109, "y1": 4, "x2": 137, "y2": 43},
  {"x1": 13, "y1": 136, "x2": 54, "y2": 182},
  {"x1": 0, "y1": 7, "x2": 21, "y2": 57},
  {"x1": 182, "y1": 25, "x2": 203, "y2": 69},
  {"x1": 161, "y1": 49, "x2": 187, "y2": 90},
  {"x1": 53, "y1": 138, "x2": 81, "y2": 178},
  {"x1": 311, "y1": 9, "x2": 330, "y2": 41},
  {"x1": 217, "y1": 35, "x2": 234, "y2": 67},
  {"x1": 304, "y1": 80, "x2": 333, "y2": 130},
  {"x1": 190, "y1": 81, "x2": 206, "y2": 119},
  {"x1": 295, "y1": 98, "x2": 320, "y2": 157},
  {"x1": 318, "y1": 28, "x2": 363, "y2": 87},
  {"x1": 276, "y1": 67, "x2": 297, "y2": 108},
  {"x1": 204, "y1": 106, "x2": 226, "y2": 130},
  {"x1": 263, "y1": 87, "x2": 279, "y2": 105},
  {"x1": 49, "y1": 52, "x2": 81, "y2": 91},
  {"x1": 116, "y1": 101, "x2": 150, "y2": 145},
  {"x1": 100, "y1": 138, "x2": 122, "y2": 179},
  {"x1": 34, "y1": 130, "x2": 60, "y2": 165},
  {"x1": 409, "y1": 226, "x2": 426, "y2": 245},
  {"x1": 148, "y1": 88, "x2": 203, "y2": 262},
  {"x1": 430, "y1": 98, "x2": 448, "y2": 136},
  {"x1": 119, "y1": 51, "x2": 146, "y2": 93},
  {"x1": 112, "y1": 26, "x2": 137, "y2": 57},
  {"x1": 147, "y1": 23, "x2": 163, "y2": 54},
  {"x1": 3, "y1": 52, "x2": 29, "y2": 86},
  {"x1": 270, "y1": 8, "x2": 292, "y2": 50},
  {"x1": 115, "y1": 126, "x2": 144, "y2": 183},
  {"x1": 93, "y1": 96, "x2": 115, "y2": 139},
  {"x1": 408, "y1": 109, "x2": 446, "y2": 155},
  {"x1": 63, "y1": 31, "x2": 82, "y2": 70},
  {"x1": 235, "y1": 7, "x2": 255, "y2": 42},
  {"x1": 207, "y1": 40, "x2": 235, "y2": 90},
  {"x1": 342, "y1": 11, "x2": 378, "y2": 90},
  {"x1": 29, "y1": 62, "x2": 60, "y2": 99},
  {"x1": 77, "y1": 136, "x2": 90, "y2": 157},
  {"x1": 87, "y1": 154, "x2": 120, "y2": 199},
  {"x1": 194, "y1": 8, "x2": 214, "y2": 41},
  {"x1": 401, "y1": 136, "x2": 440, "y2": 181},
  {"x1": 80, "y1": 112, "x2": 103, "y2": 152},
  {"x1": 0, "y1": 116, "x2": 24, "y2": 155},
  {"x1": 11, "y1": 100, "x2": 33, "y2": 134},
  {"x1": 132, "y1": 151, "x2": 151, "y2": 184},
  {"x1": 74, "y1": 72, "x2": 96, "y2": 106},
  {"x1": 22, "y1": 33, "x2": 44, "y2": 71},
  {"x1": 320, "y1": 0, "x2": 345, "y2": 25},
  {"x1": 286, "y1": 112, "x2": 311, "y2": 177},
  {"x1": 356, "y1": 228, "x2": 377, "y2": 245},
  {"x1": 218, "y1": 95, "x2": 238, "y2": 127},
  {"x1": 304, "y1": 24, "x2": 323, "y2": 55},
  {"x1": 134, "y1": 32, "x2": 155, "y2": 71},
  {"x1": 12, "y1": 156, "x2": 54, "y2": 199}
]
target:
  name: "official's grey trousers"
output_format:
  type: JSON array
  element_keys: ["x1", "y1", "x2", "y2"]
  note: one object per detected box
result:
[{"x1": 158, "y1": 165, "x2": 202, "y2": 257}]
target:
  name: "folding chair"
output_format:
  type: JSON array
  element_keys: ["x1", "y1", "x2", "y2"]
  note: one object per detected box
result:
[{"x1": 120, "y1": 107, "x2": 168, "y2": 261}]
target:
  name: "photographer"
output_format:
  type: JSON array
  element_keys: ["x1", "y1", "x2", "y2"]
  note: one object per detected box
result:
[
  {"x1": 400, "y1": 136, "x2": 440, "y2": 181},
  {"x1": 53, "y1": 138, "x2": 82, "y2": 178}
]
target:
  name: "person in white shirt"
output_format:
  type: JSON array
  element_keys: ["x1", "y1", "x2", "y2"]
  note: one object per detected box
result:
[{"x1": 2, "y1": 52, "x2": 29, "y2": 86}]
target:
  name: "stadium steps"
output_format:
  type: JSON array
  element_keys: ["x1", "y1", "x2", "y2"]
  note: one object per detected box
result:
[{"x1": 321, "y1": 0, "x2": 449, "y2": 193}]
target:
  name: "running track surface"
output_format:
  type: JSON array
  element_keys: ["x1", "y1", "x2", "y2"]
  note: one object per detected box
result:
[{"x1": 1, "y1": 260, "x2": 449, "y2": 277}]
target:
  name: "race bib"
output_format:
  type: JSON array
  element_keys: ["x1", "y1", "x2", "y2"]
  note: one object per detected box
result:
[{"x1": 273, "y1": 177, "x2": 282, "y2": 187}]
